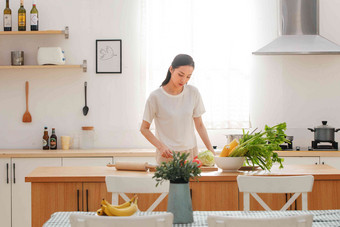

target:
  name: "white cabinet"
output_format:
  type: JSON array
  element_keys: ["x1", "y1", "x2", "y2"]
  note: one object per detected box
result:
[
  {"x1": 0, "y1": 158, "x2": 11, "y2": 227},
  {"x1": 281, "y1": 157, "x2": 320, "y2": 165},
  {"x1": 11, "y1": 158, "x2": 61, "y2": 227},
  {"x1": 114, "y1": 156, "x2": 156, "y2": 164},
  {"x1": 281, "y1": 156, "x2": 340, "y2": 170},
  {"x1": 319, "y1": 157, "x2": 340, "y2": 170},
  {"x1": 62, "y1": 157, "x2": 113, "y2": 166}
]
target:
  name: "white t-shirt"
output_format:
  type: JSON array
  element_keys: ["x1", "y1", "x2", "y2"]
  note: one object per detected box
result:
[{"x1": 143, "y1": 84, "x2": 206, "y2": 151}]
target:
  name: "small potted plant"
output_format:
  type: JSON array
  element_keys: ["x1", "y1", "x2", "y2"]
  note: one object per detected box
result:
[{"x1": 153, "y1": 151, "x2": 201, "y2": 224}]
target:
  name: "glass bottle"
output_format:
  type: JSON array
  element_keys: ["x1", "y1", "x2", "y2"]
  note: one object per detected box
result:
[
  {"x1": 50, "y1": 128, "x2": 57, "y2": 150},
  {"x1": 43, "y1": 127, "x2": 49, "y2": 150},
  {"x1": 3, "y1": 0, "x2": 12, "y2": 31},
  {"x1": 18, "y1": 0, "x2": 26, "y2": 31},
  {"x1": 30, "y1": 0, "x2": 38, "y2": 31}
]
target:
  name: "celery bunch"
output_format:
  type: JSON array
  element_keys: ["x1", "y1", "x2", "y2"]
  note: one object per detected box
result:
[{"x1": 228, "y1": 123, "x2": 288, "y2": 171}]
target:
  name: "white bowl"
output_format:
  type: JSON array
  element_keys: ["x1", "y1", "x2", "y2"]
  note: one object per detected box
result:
[{"x1": 214, "y1": 156, "x2": 245, "y2": 172}]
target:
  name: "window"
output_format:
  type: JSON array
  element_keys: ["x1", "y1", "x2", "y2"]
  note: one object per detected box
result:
[{"x1": 141, "y1": 0, "x2": 253, "y2": 129}]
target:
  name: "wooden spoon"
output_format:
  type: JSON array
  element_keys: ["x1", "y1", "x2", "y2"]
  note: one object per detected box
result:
[{"x1": 22, "y1": 81, "x2": 32, "y2": 123}]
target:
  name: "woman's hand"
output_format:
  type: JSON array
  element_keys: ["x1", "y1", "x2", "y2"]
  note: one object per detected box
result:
[{"x1": 158, "y1": 145, "x2": 173, "y2": 158}]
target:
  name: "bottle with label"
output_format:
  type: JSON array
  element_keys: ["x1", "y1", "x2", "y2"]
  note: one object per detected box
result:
[
  {"x1": 18, "y1": 0, "x2": 26, "y2": 31},
  {"x1": 43, "y1": 127, "x2": 49, "y2": 150},
  {"x1": 3, "y1": 0, "x2": 12, "y2": 31},
  {"x1": 30, "y1": 0, "x2": 38, "y2": 31},
  {"x1": 50, "y1": 128, "x2": 57, "y2": 150}
]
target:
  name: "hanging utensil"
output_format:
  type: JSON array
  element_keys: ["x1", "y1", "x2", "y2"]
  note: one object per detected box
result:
[
  {"x1": 82, "y1": 81, "x2": 89, "y2": 116},
  {"x1": 22, "y1": 81, "x2": 32, "y2": 123}
]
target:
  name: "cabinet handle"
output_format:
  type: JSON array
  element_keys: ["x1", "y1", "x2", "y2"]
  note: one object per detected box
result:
[
  {"x1": 13, "y1": 163, "x2": 16, "y2": 184},
  {"x1": 322, "y1": 162, "x2": 325, "y2": 165},
  {"x1": 86, "y1": 189, "x2": 89, "y2": 212},
  {"x1": 6, "y1": 163, "x2": 9, "y2": 184},
  {"x1": 190, "y1": 189, "x2": 192, "y2": 199},
  {"x1": 77, "y1": 190, "x2": 80, "y2": 211},
  {"x1": 315, "y1": 162, "x2": 318, "y2": 165}
]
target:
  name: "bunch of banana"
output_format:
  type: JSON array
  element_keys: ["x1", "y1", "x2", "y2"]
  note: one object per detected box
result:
[{"x1": 97, "y1": 195, "x2": 138, "y2": 216}]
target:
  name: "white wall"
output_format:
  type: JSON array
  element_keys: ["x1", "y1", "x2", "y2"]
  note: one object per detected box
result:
[{"x1": 1, "y1": 0, "x2": 340, "y2": 151}]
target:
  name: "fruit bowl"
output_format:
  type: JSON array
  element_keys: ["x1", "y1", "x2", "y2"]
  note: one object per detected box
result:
[{"x1": 214, "y1": 156, "x2": 245, "y2": 172}]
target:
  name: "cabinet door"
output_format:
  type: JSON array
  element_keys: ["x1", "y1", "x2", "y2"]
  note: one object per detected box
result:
[
  {"x1": 83, "y1": 183, "x2": 112, "y2": 212},
  {"x1": 281, "y1": 157, "x2": 320, "y2": 165},
  {"x1": 300, "y1": 180, "x2": 340, "y2": 210},
  {"x1": 11, "y1": 158, "x2": 61, "y2": 227},
  {"x1": 62, "y1": 157, "x2": 113, "y2": 166},
  {"x1": 190, "y1": 181, "x2": 239, "y2": 211},
  {"x1": 31, "y1": 182, "x2": 82, "y2": 227},
  {"x1": 0, "y1": 158, "x2": 11, "y2": 227},
  {"x1": 319, "y1": 157, "x2": 340, "y2": 170}
]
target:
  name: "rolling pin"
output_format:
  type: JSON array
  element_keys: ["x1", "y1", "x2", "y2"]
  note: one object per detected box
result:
[{"x1": 107, "y1": 161, "x2": 158, "y2": 171}]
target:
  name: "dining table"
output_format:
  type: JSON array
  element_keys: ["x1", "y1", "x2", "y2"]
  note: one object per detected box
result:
[{"x1": 43, "y1": 210, "x2": 340, "y2": 226}]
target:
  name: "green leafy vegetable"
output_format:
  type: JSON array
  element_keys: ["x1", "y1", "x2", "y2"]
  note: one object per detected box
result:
[
  {"x1": 228, "y1": 123, "x2": 288, "y2": 171},
  {"x1": 197, "y1": 150, "x2": 215, "y2": 166}
]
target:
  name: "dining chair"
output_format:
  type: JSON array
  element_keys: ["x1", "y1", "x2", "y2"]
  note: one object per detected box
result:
[
  {"x1": 207, "y1": 214, "x2": 313, "y2": 227},
  {"x1": 105, "y1": 175, "x2": 169, "y2": 212},
  {"x1": 70, "y1": 213, "x2": 173, "y2": 227},
  {"x1": 237, "y1": 175, "x2": 314, "y2": 211}
]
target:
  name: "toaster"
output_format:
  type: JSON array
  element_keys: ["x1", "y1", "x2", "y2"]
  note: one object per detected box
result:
[{"x1": 37, "y1": 47, "x2": 66, "y2": 65}]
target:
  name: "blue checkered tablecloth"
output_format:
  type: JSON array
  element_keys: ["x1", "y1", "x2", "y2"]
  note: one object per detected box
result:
[{"x1": 43, "y1": 210, "x2": 340, "y2": 227}]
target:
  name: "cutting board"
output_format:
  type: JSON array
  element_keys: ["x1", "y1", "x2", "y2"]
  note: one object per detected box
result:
[
  {"x1": 107, "y1": 162, "x2": 218, "y2": 172},
  {"x1": 201, "y1": 165, "x2": 218, "y2": 171}
]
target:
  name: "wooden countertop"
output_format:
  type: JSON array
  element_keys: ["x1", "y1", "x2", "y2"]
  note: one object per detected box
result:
[
  {"x1": 0, "y1": 149, "x2": 155, "y2": 158},
  {"x1": 2, "y1": 149, "x2": 340, "y2": 158},
  {"x1": 25, "y1": 164, "x2": 340, "y2": 183}
]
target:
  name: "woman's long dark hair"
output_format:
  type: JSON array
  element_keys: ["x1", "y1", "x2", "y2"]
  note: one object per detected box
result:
[{"x1": 161, "y1": 54, "x2": 195, "y2": 86}]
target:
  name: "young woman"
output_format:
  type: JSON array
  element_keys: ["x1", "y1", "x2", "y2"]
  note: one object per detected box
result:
[{"x1": 140, "y1": 54, "x2": 215, "y2": 164}]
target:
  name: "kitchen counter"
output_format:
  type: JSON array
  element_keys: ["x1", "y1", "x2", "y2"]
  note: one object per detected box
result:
[
  {"x1": 25, "y1": 164, "x2": 340, "y2": 183},
  {"x1": 2, "y1": 148, "x2": 340, "y2": 158},
  {"x1": 25, "y1": 164, "x2": 340, "y2": 227}
]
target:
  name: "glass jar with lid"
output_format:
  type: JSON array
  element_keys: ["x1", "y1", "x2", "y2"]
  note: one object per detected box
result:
[{"x1": 80, "y1": 126, "x2": 96, "y2": 149}]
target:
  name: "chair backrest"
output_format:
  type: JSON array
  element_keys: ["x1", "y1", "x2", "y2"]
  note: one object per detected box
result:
[
  {"x1": 207, "y1": 214, "x2": 313, "y2": 227},
  {"x1": 70, "y1": 213, "x2": 173, "y2": 227},
  {"x1": 237, "y1": 175, "x2": 314, "y2": 211},
  {"x1": 105, "y1": 175, "x2": 169, "y2": 212}
]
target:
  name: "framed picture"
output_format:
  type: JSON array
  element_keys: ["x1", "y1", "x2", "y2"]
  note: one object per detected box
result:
[{"x1": 96, "y1": 39, "x2": 122, "y2": 74}]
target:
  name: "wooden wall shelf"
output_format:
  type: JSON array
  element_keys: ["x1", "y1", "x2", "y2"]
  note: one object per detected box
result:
[
  {"x1": 0, "y1": 60, "x2": 88, "y2": 72},
  {"x1": 0, "y1": 26, "x2": 69, "y2": 38}
]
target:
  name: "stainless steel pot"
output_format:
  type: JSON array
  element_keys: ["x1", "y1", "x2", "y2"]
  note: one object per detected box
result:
[
  {"x1": 308, "y1": 121, "x2": 340, "y2": 142},
  {"x1": 225, "y1": 134, "x2": 243, "y2": 144}
]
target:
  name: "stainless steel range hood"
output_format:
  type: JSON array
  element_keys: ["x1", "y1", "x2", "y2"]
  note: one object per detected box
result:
[{"x1": 253, "y1": 0, "x2": 340, "y2": 55}]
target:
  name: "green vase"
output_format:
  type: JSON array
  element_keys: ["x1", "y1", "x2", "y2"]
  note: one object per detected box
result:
[{"x1": 167, "y1": 182, "x2": 193, "y2": 224}]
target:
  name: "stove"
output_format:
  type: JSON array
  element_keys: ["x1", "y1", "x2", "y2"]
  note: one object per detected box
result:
[{"x1": 308, "y1": 140, "x2": 338, "y2": 151}]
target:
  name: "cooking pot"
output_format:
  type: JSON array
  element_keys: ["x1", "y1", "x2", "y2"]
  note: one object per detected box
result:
[
  {"x1": 225, "y1": 134, "x2": 243, "y2": 144},
  {"x1": 308, "y1": 121, "x2": 340, "y2": 142}
]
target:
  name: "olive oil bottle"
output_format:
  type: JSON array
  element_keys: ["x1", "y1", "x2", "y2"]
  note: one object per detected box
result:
[
  {"x1": 3, "y1": 0, "x2": 12, "y2": 31},
  {"x1": 18, "y1": 0, "x2": 26, "y2": 31},
  {"x1": 30, "y1": 0, "x2": 38, "y2": 31}
]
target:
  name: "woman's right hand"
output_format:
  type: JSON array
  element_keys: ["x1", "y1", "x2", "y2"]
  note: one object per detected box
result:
[{"x1": 158, "y1": 145, "x2": 173, "y2": 158}]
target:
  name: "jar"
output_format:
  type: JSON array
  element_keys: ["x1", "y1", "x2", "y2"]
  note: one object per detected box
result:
[{"x1": 80, "y1": 126, "x2": 96, "y2": 149}]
